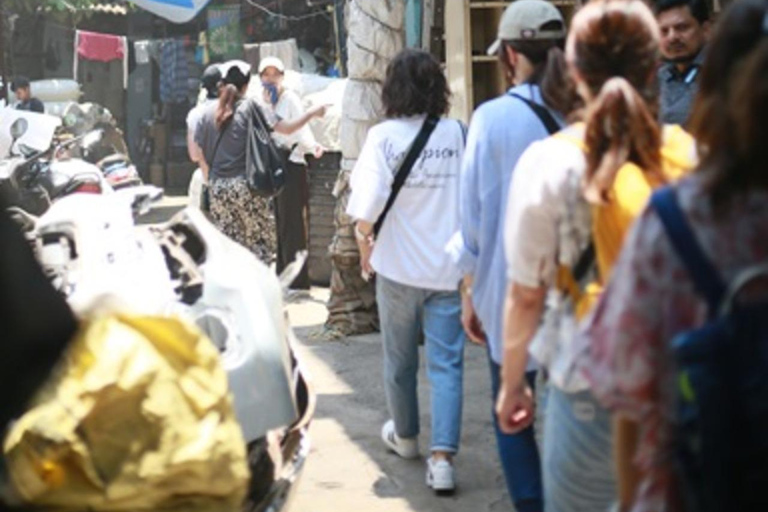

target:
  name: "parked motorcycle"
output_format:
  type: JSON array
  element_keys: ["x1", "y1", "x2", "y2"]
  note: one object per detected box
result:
[
  {"x1": 53, "y1": 102, "x2": 143, "y2": 190},
  {"x1": 76, "y1": 123, "x2": 142, "y2": 190},
  {"x1": 9, "y1": 188, "x2": 313, "y2": 512},
  {"x1": 0, "y1": 117, "x2": 111, "y2": 216}
]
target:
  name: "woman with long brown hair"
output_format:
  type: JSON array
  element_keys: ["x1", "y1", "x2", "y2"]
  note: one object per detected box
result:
[
  {"x1": 496, "y1": 0, "x2": 696, "y2": 510},
  {"x1": 194, "y1": 61, "x2": 325, "y2": 263},
  {"x1": 581, "y1": 0, "x2": 768, "y2": 510}
]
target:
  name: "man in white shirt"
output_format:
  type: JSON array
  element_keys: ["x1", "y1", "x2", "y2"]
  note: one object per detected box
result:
[{"x1": 259, "y1": 57, "x2": 323, "y2": 291}]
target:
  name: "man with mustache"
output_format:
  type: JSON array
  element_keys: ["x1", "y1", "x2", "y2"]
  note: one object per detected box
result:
[{"x1": 656, "y1": 0, "x2": 710, "y2": 126}]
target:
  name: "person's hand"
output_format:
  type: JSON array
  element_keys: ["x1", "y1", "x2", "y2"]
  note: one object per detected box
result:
[
  {"x1": 496, "y1": 381, "x2": 535, "y2": 434},
  {"x1": 358, "y1": 237, "x2": 375, "y2": 281},
  {"x1": 313, "y1": 144, "x2": 325, "y2": 160},
  {"x1": 461, "y1": 290, "x2": 487, "y2": 346},
  {"x1": 309, "y1": 104, "x2": 330, "y2": 118}
]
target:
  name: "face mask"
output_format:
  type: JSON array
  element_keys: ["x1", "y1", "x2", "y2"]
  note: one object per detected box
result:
[{"x1": 263, "y1": 82, "x2": 279, "y2": 106}]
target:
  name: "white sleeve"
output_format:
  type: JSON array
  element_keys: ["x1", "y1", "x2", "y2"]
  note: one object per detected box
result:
[
  {"x1": 346, "y1": 127, "x2": 392, "y2": 223},
  {"x1": 283, "y1": 91, "x2": 318, "y2": 152},
  {"x1": 504, "y1": 140, "x2": 565, "y2": 288},
  {"x1": 252, "y1": 99, "x2": 280, "y2": 129},
  {"x1": 186, "y1": 107, "x2": 198, "y2": 134}
]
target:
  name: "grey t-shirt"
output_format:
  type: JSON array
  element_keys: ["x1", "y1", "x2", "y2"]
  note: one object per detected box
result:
[{"x1": 195, "y1": 97, "x2": 278, "y2": 179}]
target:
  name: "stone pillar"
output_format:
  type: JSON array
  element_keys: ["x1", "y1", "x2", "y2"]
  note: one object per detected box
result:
[{"x1": 324, "y1": 0, "x2": 405, "y2": 337}]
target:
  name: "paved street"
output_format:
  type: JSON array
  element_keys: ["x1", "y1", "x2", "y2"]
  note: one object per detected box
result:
[
  {"x1": 286, "y1": 289, "x2": 513, "y2": 512},
  {"x1": 141, "y1": 198, "x2": 513, "y2": 511}
]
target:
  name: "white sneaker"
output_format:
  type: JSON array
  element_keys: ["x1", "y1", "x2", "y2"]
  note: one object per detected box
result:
[
  {"x1": 381, "y1": 420, "x2": 419, "y2": 459},
  {"x1": 426, "y1": 457, "x2": 456, "y2": 494}
]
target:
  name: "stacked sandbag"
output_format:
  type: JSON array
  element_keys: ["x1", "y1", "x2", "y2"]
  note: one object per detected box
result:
[{"x1": 325, "y1": 0, "x2": 406, "y2": 336}]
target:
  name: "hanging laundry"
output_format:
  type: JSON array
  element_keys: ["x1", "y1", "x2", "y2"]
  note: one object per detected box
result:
[
  {"x1": 195, "y1": 32, "x2": 210, "y2": 66},
  {"x1": 207, "y1": 5, "x2": 243, "y2": 61},
  {"x1": 134, "y1": 40, "x2": 151, "y2": 65},
  {"x1": 74, "y1": 30, "x2": 129, "y2": 89},
  {"x1": 160, "y1": 39, "x2": 190, "y2": 104},
  {"x1": 147, "y1": 40, "x2": 163, "y2": 63},
  {"x1": 243, "y1": 43, "x2": 261, "y2": 72},
  {"x1": 76, "y1": 30, "x2": 126, "y2": 63}
]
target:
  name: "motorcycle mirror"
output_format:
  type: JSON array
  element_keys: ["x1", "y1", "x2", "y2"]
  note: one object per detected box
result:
[
  {"x1": 82, "y1": 129, "x2": 104, "y2": 148},
  {"x1": 10, "y1": 118, "x2": 28, "y2": 142}
]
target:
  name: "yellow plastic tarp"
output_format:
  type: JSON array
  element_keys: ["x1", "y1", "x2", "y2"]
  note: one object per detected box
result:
[{"x1": 3, "y1": 314, "x2": 249, "y2": 511}]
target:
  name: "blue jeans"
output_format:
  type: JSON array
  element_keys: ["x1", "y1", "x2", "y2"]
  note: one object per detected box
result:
[
  {"x1": 376, "y1": 275, "x2": 465, "y2": 453},
  {"x1": 489, "y1": 357, "x2": 544, "y2": 512},
  {"x1": 543, "y1": 386, "x2": 617, "y2": 512}
]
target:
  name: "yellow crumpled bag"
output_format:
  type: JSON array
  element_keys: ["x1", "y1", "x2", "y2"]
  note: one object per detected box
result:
[{"x1": 3, "y1": 314, "x2": 249, "y2": 511}]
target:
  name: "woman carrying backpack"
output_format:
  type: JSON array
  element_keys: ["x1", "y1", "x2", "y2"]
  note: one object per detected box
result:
[
  {"x1": 496, "y1": 0, "x2": 696, "y2": 510},
  {"x1": 346, "y1": 49, "x2": 467, "y2": 493},
  {"x1": 195, "y1": 61, "x2": 325, "y2": 263},
  {"x1": 580, "y1": 1, "x2": 768, "y2": 510}
]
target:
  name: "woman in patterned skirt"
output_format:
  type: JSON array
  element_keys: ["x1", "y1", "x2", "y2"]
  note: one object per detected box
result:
[{"x1": 194, "y1": 60, "x2": 325, "y2": 264}]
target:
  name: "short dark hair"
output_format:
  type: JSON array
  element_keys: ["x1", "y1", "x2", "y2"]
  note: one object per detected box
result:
[
  {"x1": 689, "y1": 0, "x2": 768, "y2": 211},
  {"x1": 222, "y1": 66, "x2": 249, "y2": 90},
  {"x1": 655, "y1": 0, "x2": 710, "y2": 24},
  {"x1": 11, "y1": 76, "x2": 31, "y2": 92},
  {"x1": 201, "y1": 64, "x2": 222, "y2": 99},
  {"x1": 382, "y1": 49, "x2": 450, "y2": 118}
]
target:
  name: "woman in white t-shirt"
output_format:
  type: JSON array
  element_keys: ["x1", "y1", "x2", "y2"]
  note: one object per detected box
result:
[
  {"x1": 259, "y1": 57, "x2": 324, "y2": 291},
  {"x1": 346, "y1": 49, "x2": 466, "y2": 494}
]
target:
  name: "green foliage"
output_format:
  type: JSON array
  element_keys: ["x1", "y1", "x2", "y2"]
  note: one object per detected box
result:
[{"x1": 4, "y1": 0, "x2": 103, "y2": 15}]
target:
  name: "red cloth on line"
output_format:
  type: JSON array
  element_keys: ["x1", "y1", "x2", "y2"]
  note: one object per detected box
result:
[{"x1": 76, "y1": 30, "x2": 126, "y2": 62}]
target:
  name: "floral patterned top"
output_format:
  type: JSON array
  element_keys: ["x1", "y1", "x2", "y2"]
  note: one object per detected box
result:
[{"x1": 580, "y1": 174, "x2": 768, "y2": 512}]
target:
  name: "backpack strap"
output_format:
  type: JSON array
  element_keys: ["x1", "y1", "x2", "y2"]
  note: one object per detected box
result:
[
  {"x1": 211, "y1": 125, "x2": 227, "y2": 163},
  {"x1": 572, "y1": 242, "x2": 596, "y2": 284},
  {"x1": 508, "y1": 92, "x2": 560, "y2": 135},
  {"x1": 373, "y1": 115, "x2": 439, "y2": 237},
  {"x1": 650, "y1": 186, "x2": 726, "y2": 314},
  {"x1": 552, "y1": 128, "x2": 599, "y2": 290}
]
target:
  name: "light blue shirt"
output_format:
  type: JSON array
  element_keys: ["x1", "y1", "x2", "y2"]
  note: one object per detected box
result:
[{"x1": 448, "y1": 84, "x2": 564, "y2": 364}]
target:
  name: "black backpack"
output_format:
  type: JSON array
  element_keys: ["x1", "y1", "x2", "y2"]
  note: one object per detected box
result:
[
  {"x1": 651, "y1": 186, "x2": 768, "y2": 512},
  {"x1": 244, "y1": 100, "x2": 285, "y2": 198}
]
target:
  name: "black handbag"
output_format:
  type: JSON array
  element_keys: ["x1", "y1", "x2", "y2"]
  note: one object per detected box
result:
[{"x1": 245, "y1": 101, "x2": 286, "y2": 198}]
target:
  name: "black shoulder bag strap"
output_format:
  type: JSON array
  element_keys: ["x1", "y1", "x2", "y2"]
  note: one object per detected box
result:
[
  {"x1": 508, "y1": 92, "x2": 561, "y2": 135},
  {"x1": 572, "y1": 242, "x2": 597, "y2": 284},
  {"x1": 209, "y1": 117, "x2": 231, "y2": 168},
  {"x1": 372, "y1": 115, "x2": 439, "y2": 237}
]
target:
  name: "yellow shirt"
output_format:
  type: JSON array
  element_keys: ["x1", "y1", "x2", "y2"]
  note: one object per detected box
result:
[{"x1": 557, "y1": 124, "x2": 696, "y2": 319}]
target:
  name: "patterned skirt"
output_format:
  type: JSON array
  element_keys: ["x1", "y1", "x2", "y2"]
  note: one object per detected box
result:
[{"x1": 209, "y1": 175, "x2": 277, "y2": 265}]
